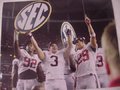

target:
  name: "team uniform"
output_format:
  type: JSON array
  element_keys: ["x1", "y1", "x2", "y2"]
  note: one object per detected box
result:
[
  {"x1": 12, "y1": 58, "x2": 19, "y2": 90},
  {"x1": 96, "y1": 48, "x2": 109, "y2": 88},
  {"x1": 43, "y1": 50, "x2": 67, "y2": 90},
  {"x1": 16, "y1": 49, "x2": 41, "y2": 90},
  {"x1": 73, "y1": 43, "x2": 100, "y2": 90},
  {"x1": 64, "y1": 62, "x2": 75, "y2": 90}
]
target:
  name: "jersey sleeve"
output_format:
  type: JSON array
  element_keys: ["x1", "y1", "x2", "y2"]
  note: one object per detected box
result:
[
  {"x1": 87, "y1": 42, "x2": 96, "y2": 52},
  {"x1": 36, "y1": 62, "x2": 45, "y2": 82},
  {"x1": 12, "y1": 59, "x2": 19, "y2": 66},
  {"x1": 11, "y1": 59, "x2": 18, "y2": 88},
  {"x1": 42, "y1": 50, "x2": 48, "y2": 62}
]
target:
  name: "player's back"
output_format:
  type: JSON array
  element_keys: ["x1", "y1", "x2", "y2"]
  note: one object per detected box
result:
[{"x1": 12, "y1": 58, "x2": 19, "y2": 75}]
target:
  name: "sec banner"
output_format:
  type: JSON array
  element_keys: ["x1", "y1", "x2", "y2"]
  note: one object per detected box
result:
[{"x1": 14, "y1": 1, "x2": 52, "y2": 33}]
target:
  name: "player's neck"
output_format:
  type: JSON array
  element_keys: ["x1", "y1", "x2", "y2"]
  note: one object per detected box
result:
[{"x1": 51, "y1": 51, "x2": 57, "y2": 54}]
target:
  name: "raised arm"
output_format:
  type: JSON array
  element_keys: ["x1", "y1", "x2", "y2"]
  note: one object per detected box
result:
[
  {"x1": 63, "y1": 29, "x2": 74, "y2": 66},
  {"x1": 64, "y1": 29, "x2": 73, "y2": 57},
  {"x1": 85, "y1": 15, "x2": 97, "y2": 48},
  {"x1": 28, "y1": 33, "x2": 45, "y2": 60},
  {"x1": 14, "y1": 30, "x2": 21, "y2": 58}
]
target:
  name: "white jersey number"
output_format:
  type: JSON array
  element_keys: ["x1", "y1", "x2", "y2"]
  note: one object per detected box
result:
[{"x1": 23, "y1": 57, "x2": 37, "y2": 68}]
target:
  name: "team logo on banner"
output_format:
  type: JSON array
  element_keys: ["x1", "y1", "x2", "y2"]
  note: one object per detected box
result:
[
  {"x1": 61, "y1": 22, "x2": 77, "y2": 47},
  {"x1": 14, "y1": 1, "x2": 52, "y2": 33}
]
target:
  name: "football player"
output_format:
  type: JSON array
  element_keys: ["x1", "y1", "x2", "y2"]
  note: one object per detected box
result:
[
  {"x1": 14, "y1": 31, "x2": 45, "y2": 90},
  {"x1": 28, "y1": 30, "x2": 72, "y2": 90},
  {"x1": 72, "y1": 16, "x2": 100, "y2": 90}
]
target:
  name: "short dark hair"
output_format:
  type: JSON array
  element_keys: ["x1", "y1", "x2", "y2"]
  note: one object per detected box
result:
[
  {"x1": 73, "y1": 37, "x2": 85, "y2": 44},
  {"x1": 48, "y1": 41, "x2": 57, "y2": 48}
]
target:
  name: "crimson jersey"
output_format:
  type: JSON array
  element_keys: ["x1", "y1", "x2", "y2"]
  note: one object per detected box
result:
[
  {"x1": 74, "y1": 43, "x2": 97, "y2": 77},
  {"x1": 18, "y1": 49, "x2": 41, "y2": 75},
  {"x1": 96, "y1": 48, "x2": 107, "y2": 74},
  {"x1": 43, "y1": 50, "x2": 65, "y2": 80}
]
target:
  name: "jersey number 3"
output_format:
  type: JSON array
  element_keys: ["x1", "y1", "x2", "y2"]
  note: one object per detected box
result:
[{"x1": 50, "y1": 55, "x2": 58, "y2": 66}]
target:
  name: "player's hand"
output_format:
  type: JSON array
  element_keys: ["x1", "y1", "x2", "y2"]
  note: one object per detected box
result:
[
  {"x1": 66, "y1": 29, "x2": 71, "y2": 36},
  {"x1": 27, "y1": 32, "x2": 33, "y2": 39},
  {"x1": 84, "y1": 15, "x2": 91, "y2": 25},
  {"x1": 25, "y1": 31, "x2": 32, "y2": 37},
  {"x1": 25, "y1": 32, "x2": 33, "y2": 40},
  {"x1": 28, "y1": 32, "x2": 32, "y2": 37},
  {"x1": 32, "y1": 82, "x2": 45, "y2": 90},
  {"x1": 39, "y1": 82, "x2": 45, "y2": 90},
  {"x1": 14, "y1": 29, "x2": 19, "y2": 34}
]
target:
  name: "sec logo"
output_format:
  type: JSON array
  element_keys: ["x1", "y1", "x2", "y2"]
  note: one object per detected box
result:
[
  {"x1": 14, "y1": 1, "x2": 52, "y2": 33},
  {"x1": 61, "y1": 21, "x2": 77, "y2": 47}
]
